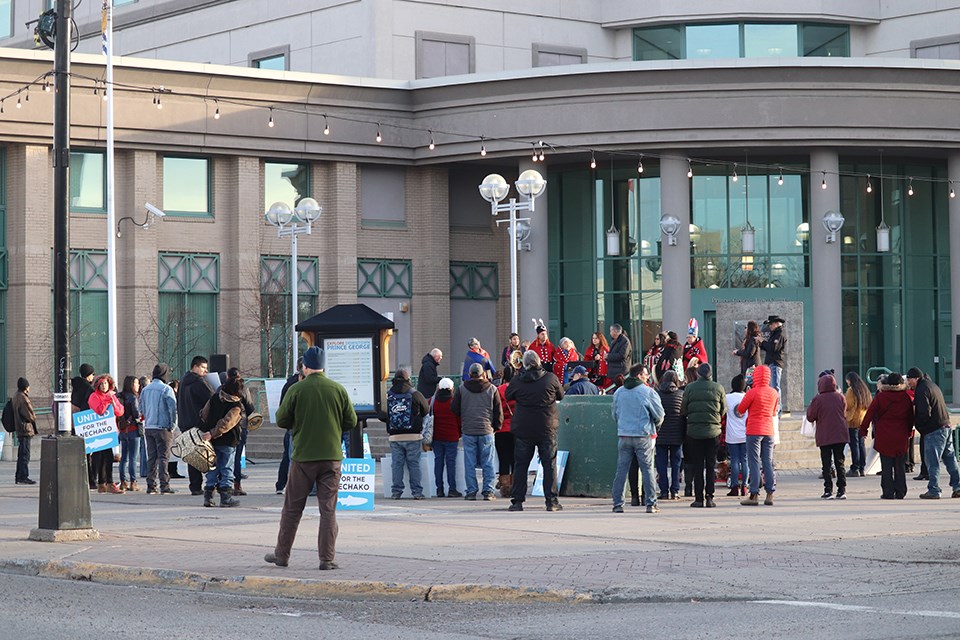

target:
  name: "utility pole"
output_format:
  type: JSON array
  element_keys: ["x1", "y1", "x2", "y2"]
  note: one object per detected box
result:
[{"x1": 31, "y1": 0, "x2": 97, "y2": 542}]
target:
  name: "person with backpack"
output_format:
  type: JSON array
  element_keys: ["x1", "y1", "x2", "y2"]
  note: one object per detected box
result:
[
  {"x1": 11, "y1": 378, "x2": 38, "y2": 485},
  {"x1": 384, "y1": 367, "x2": 429, "y2": 499}
]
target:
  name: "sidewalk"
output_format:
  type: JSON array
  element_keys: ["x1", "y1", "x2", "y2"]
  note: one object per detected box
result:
[{"x1": 0, "y1": 458, "x2": 957, "y2": 604}]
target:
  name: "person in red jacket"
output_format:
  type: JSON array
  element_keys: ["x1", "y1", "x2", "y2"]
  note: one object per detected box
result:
[
  {"x1": 553, "y1": 337, "x2": 579, "y2": 385},
  {"x1": 531, "y1": 324, "x2": 555, "y2": 373},
  {"x1": 88, "y1": 374, "x2": 126, "y2": 494},
  {"x1": 860, "y1": 372, "x2": 915, "y2": 499},
  {"x1": 431, "y1": 378, "x2": 462, "y2": 497},
  {"x1": 735, "y1": 365, "x2": 779, "y2": 506},
  {"x1": 806, "y1": 373, "x2": 849, "y2": 500},
  {"x1": 683, "y1": 318, "x2": 709, "y2": 370},
  {"x1": 584, "y1": 331, "x2": 610, "y2": 388},
  {"x1": 496, "y1": 365, "x2": 518, "y2": 498}
]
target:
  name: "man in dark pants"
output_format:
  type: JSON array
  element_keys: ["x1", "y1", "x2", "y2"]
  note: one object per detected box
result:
[
  {"x1": 178, "y1": 356, "x2": 215, "y2": 496},
  {"x1": 907, "y1": 367, "x2": 960, "y2": 499},
  {"x1": 265, "y1": 346, "x2": 356, "y2": 570},
  {"x1": 12, "y1": 377, "x2": 38, "y2": 485},
  {"x1": 71, "y1": 363, "x2": 96, "y2": 489}
]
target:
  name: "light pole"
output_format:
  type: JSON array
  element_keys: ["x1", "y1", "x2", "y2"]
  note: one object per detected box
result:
[
  {"x1": 478, "y1": 169, "x2": 546, "y2": 335},
  {"x1": 265, "y1": 198, "x2": 322, "y2": 376}
]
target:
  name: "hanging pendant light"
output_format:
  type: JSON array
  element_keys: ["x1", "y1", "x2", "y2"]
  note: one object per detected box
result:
[
  {"x1": 740, "y1": 153, "x2": 754, "y2": 270},
  {"x1": 876, "y1": 153, "x2": 890, "y2": 252}
]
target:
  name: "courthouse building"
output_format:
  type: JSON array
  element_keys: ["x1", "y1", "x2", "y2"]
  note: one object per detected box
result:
[{"x1": 1, "y1": 1, "x2": 959, "y2": 405}]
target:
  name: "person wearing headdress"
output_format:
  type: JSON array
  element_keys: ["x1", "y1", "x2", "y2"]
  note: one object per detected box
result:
[
  {"x1": 682, "y1": 318, "x2": 708, "y2": 371},
  {"x1": 531, "y1": 322, "x2": 555, "y2": 373}
]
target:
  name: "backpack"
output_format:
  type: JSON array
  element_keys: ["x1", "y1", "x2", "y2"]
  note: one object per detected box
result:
[
  {"x1": 2, "y1": 399, "x2": 15, "y2": 433},
  {"x1": 387, "y1": 390, "x2": 414, "y2": 433}
]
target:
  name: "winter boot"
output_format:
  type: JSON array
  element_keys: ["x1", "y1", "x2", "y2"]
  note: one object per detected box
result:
[
  {"x1": 219, "y1": 488, "x2": 240, "y2": 507},
  {"x1": 499, "y1": 474, "x2": 513, "y2": 499},
  {"x1": 741, "y1": 493, "x2": 760, "y2": 506},
  {"x1": 98, "y1": 483, "x2": 108, "y2": 494},
  {"x1": 203, "y1": 488, "x2": 216, "y2": 507},
  {"x1": 233, "y1": 480, "x2": 247, "y2": 496},
  {"x1": 129, "y1": 480, "x2": 142, "y2": 492}
]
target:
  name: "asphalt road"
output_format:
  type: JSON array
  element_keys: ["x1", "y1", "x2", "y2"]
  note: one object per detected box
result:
[{"x1": 4, "y1": 573, "x2": 959, "y2": 640}]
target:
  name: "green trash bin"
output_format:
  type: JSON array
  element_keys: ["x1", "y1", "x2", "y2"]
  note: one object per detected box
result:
[{"x1": 556, "y1": 395, "x2": 617, "y2": 498}]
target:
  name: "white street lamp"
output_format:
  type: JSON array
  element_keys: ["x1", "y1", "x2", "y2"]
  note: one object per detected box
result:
[
  {"x1": 479, "y1": 170, "x2": 545, "y2": 334},
  {"x1": 265, "y1": 197, "x2": 322, "y2": 375}
]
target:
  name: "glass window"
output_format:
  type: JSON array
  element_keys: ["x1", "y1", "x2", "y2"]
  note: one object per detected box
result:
[
  {"x1": 0, "y1": 0, "x2": 11, "y2": 39},
  {"x1": 254, "y1": 54, "x2": 286, "y2": 71},
  {"x1": 686, "y1": 24, "x2": 739, "y2": 59},
  {"x1": 70, "y1": 151, "x2": 106, "y2": 212},
  {"x1": 163, "y1": 156, "x2": 211, "y2": 216},
  {"x1": 114, "y1": 0, "x2": 136, "y2": 6},
  {"x1": 264, "y1": 162, "x2": 309, "y2": 210},
  {"x1": 634, "y1": 26, "x2": 683, "y2": 61},
  {"x1": 744, "y1": 24, "x2": 798, "y2": 58},
  {"x1": 802, "y1": 24, "x2": 849, "y2": 57}
]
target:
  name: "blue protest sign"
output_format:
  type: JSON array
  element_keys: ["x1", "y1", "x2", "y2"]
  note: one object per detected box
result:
[
  {"x1": 73, "y1": 405, "x2": 119, "y2": 454},
  {"x1": 337, "y1": 458, "x2": 375, "y2": 511}
]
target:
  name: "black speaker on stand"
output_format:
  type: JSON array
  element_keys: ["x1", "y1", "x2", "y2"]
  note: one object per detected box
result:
[{"x1": 210, "y1": 353, "x2": 230, "y2": 374}]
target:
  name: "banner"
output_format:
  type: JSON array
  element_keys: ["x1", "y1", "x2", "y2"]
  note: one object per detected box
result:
[
  {"x1": 337, "y1": 458, "x2": 375, "y2": 511},
  {"x1": 74, "y1": 405, "x2": 119, "y2": 454}
]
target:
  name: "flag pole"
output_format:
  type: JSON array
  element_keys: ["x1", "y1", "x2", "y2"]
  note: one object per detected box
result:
[{"x1": 104, "y1": 0, "x2": 118, "y2": 380}]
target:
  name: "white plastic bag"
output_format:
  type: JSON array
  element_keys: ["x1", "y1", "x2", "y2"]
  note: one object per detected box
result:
[{"x1": 800, "y1": 416, "x2": 816, "y2": 438}]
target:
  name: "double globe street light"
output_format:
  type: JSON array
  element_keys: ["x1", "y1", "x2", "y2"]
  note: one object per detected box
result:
[
  {"x1": 265, "y1": 197, "x2": 322, "y2": 375},
  {"x1": 479, "y1": 169, "x2": 546, "y2": 335}
]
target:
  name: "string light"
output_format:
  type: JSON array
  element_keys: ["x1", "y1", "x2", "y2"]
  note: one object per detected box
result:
[
  {"x1": 907, "y1": 177, "x2": 914, "y2": 196},
  {"x1": 375, "y1": 122, "x2": 382, "y2": 143},
  {"x1": 16, "y1": 95, "x2": 21, "y2": 109},
  {"x1": 43, "y1": 79, "x2": 50, "y2": 92},
  {"x1": 213, "y1": 100, "x2": 220, "y2": 119},
  {"x1": 323, "y1": 114, "x2": 330, "y2": 135},
  {"x1": 1, "y1": 100, "x2": 4, "y2": 114},
  {"x1": 866, "y1": 174, "x2": 872, "y2": 194},
  {"x1": 951, "y1": 181, "x2": 956, "y2": 199},
  {"x1": 589, "y1": 151, "x2": 596, "y2": 170},
  {"x1": 531, "y1": 143, "x2": 539, "y2": 162},
  {"x1": 538, "y1": 141, "x2": 545, "y2": 162},
  {"x1": 731, "y1": 162, "x2": 738, "y2": 182},
  {"x1": 821, "y1": 171, "x2": 827, "y2": 190},
  {"x1": 24, "y1": 87, "x2": 29, "y2": 102},
  {"x1": 480, "y1": 136, "x2": 486, "y2": 157},
  {"x1": 268, "y1": 108, "x2": 274, "y2": 128},
  {"x1": 428, "y1": 130, "x2": 435, "y2": 150},
  {"x1": 777, "y1": 167, "x2": 784, "y2": 186},
  {"x1": 687, "y1": 159, "x2": 693, "y2": 179},
  {"x1": 637, "y1": 154, "x2": 644, "y2": 174}
]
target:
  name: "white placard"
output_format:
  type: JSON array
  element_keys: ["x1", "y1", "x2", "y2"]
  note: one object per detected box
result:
[
  {"x1": 324, "y1": 337, "x2": 375, "y2": 412},
  {"x1": 263, "y1": 378, "x2": 287, "y2": 424}
]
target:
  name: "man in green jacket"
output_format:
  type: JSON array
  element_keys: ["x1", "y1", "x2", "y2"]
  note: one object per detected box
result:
[
  {"x1": 680, "y1": 363, "x2": 726, "y2": 508},
  {"x1": 265, "y1": 346, "x2": 357, "y2": 570}
]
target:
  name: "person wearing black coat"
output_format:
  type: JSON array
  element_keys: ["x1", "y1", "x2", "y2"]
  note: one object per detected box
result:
[
  {"x1": 71, "y1": 363, "x2": 97, "y2": 489},
  {"x1": 276, "y1": 359, "x2": 304, "y2": 494},
  {"x1": 179, "y1": 356, "x2": 215, "y2": 495},
  {"x1": 655, "y1": 370, "x2": 686, "y2": 500},
  {"x1": 732, "y1": 320, "x2": 762, "y2": 375},
  {"x1": 906, "y1": 367, "x2": 960, "y2": 499},
  {"x1": 505, "y1": 350, "x2": 565, "y2": 512},
  {"x1": 605, "y1": 324, "x2": 632, "y2": 384},
  {"x1": 416, "y1": 349, "x2": 442, "y2": 398}
]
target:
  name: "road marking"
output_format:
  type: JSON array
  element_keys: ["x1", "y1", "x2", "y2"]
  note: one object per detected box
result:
[{"x1": 754, "y1": 600, "x2": 960, "y2": 619}]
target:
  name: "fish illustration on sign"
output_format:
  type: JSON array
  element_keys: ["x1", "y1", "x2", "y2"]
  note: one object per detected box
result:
[
  {"x1": 86, "y1": 437, "x2": 113, "y2": 452},
  {"x1": 337, "y1": 495, "x2": 368, "y2": 507}
]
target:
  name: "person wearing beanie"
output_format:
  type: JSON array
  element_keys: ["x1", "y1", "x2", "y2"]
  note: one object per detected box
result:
[
  {"x1": 680, "y1": 362, "x2": 726, "y2": 508},
  {"x1": 70, "y1": 363, "x2": 97, "y2": 489},
  {"x1": 178, "y1": 356, "x2": 216, "y2": 495},
  {"x1": 860, "y1": 372, "x2": 915, "y2": 499},
  {"x1": 683, "y1": 318, "x2": 709, "y2": 371},
  {"x1": 383, "y1": 366, "x2": 430, "y2": 500},
  {"x1": 452, "y1": 362, "x2": 503, "y2": 500},
  {"x1": 12, "y1": 377, "x2": 38, "y2": 484},
  {"x1": 139, "y1": 363, "x2": 179, "y2": 494},
  {"x1": 152, "y1": 363, "x2": 170, "y2": 383},
  {"x1": 905, "y1": 367, "x2": 960, "y2": 499},
  {"x1": 268, "y1": 345, "x2": 357, "y2": 571},
  {"x1": 506, "y1": 349, "x2": 564, "y2": 511},
  {"x1": 432, "y1": 377, "x2": 463, "y2": 498}
]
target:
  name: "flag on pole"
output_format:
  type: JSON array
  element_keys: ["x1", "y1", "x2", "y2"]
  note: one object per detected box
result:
[{"x1": 101, "y1": 0, "x2": 110, "y2": 55}]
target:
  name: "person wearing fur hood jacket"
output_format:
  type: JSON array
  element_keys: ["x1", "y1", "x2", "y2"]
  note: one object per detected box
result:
[{"x1": 199, "y1": 377, "x2": 246, "y2": 507}]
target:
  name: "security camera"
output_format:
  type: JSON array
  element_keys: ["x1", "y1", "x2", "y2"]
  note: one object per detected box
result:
[{"x1": 145, "y1": 202, "x2": 166, "y2": 218}]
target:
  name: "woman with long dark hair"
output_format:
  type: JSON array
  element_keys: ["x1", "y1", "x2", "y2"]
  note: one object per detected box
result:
[
  {"x1": 583, "y1": 332, "x2": 610, "y2": 388},
  {"x1": 844, "y1": 372, "x2": 872, "y2": 477},
  {"x1": 732, "y1": 321, "x2": 762, "y2": 376},
  {"x1": 118, "y1": 375, "x2": 143, "y2": 491}
]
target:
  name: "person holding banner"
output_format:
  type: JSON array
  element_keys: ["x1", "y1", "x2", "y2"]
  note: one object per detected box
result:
[{"x1": 89, "y1": 374, "x2": 126, "y2": 494}]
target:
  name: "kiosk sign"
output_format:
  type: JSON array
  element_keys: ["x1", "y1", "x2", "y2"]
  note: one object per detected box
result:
[
  {"x1": 337, "y1": 458, "x2": 375, "y2": 511},
  {"x1": 324, "y1": 337, "x2": 375, "y2": 412},
  {"x1": 74, "y1": 405, "x2": 119, "y2": 454}
]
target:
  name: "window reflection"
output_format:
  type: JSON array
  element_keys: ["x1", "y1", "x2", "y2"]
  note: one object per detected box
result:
[
  {"x1": 686, "y1": 24, "x2": 739, "y2": 59},
  {"x1": 163, "y1": 156, "x2": 210, "y2": 215},
  {"x1": 744, "y1": 24, "x2": 798, "y2": 57},
  {"x1": 265, "y1": 162, "x2": 309, "y2": 209}
]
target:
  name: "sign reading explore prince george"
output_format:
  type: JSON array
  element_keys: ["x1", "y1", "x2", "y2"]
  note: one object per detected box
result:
[{"x1": 74, "y1": 405, "x2": 119, "y2": 454}]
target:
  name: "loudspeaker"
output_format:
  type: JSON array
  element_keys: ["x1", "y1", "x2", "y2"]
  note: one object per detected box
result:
[{"x1": 209, "y1": 353, "x2": 230, "y2": 373}]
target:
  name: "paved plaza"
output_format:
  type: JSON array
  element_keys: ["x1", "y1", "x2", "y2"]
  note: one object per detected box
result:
[{"x1": 0, "y1": 456, "x2": 958, "y2": 608}]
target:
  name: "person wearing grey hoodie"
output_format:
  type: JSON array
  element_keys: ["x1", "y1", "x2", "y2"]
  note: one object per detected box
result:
[{"x1": 452, "y1": 362, "x2": 503, "y2": 500}]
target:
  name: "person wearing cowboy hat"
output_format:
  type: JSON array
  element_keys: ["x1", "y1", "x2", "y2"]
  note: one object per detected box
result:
[{"x1": 759, "y1": 315, "x2": 787, "y2": 414}]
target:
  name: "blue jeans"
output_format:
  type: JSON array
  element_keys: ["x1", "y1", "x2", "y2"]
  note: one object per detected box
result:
[
  {"x1": 747, "y1": 435, "x2": 775, "y2": 495},
  {"x1": 276, "y1": 430, "x2": 292, "y2": 491},
  {"x1": 119, "y1": 432, "x2": 140, "y2": 483},
  {"x1": 923, "y1": 427, "x2": 960, "y2": 497},
  {"x1": 204, "y1": 445, "x2": 236, "y2": 491},
  {"x1": 433, "y1": 439, "x2": 459, "y2": 494},
  {"x1": 655, "y1": 443, "x2": 682, "y2": 495},
  {"x1": 768, "y1": 365, "x2": 782, "y2": 416},
  {"x1": 848, "y1": 428, "x2": 866, "y2": 472},
  {"x1": 462, "y1": 433, "x2": 496, "y2": 496},
  {"x1": 727, "y1": 442, "x2": 749, "y2": 488},
  {"x1": 390, "y1": 440, "x2": 423, "y2": 497},
  {"x1": 613, "y1": 436, "x2": 657, "y2": 507}
]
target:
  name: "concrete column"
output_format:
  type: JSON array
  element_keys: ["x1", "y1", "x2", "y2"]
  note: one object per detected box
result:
[
  {"x1": 518, "y1": 159, "x2": 549, "y2": 334},
  {"x1": 660, "y1": 154, "x2": 691, "y2": 334},
  {"x1": 809, "y1": 150, "x2": 842, "y2": 378},
  {"x1": 316, "y1": 162, "x2": 359, "y2": 306},
  {"x1": 948, "y1": 153, "x2": 960, "y2": 403}
]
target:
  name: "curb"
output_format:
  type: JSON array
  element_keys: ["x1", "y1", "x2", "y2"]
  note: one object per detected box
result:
[{"x1": 0, "y1": 558, "x2": 598, "y2": 604}]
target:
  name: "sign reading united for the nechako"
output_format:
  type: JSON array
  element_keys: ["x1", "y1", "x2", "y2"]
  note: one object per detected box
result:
[
  {"x1": 337, "y1": 458, "x2": 375, "y2": 511},
  {"x1": 73, "y1": 405, "x2": 119, "y2": 455}
]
